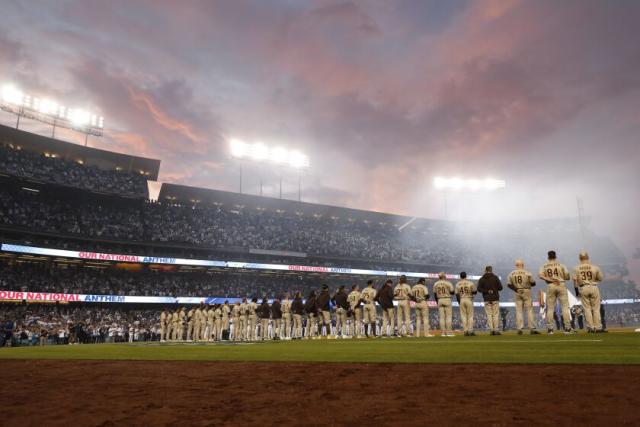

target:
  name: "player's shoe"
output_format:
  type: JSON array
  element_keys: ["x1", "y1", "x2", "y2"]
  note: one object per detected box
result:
[
  {"x1": 517, "y1": 330, "x2": 523, "y2": 335},
  {"x1": 468, "y1": 332, "x2": 476, "y2": 336},
  {"x1": 530, "y1": 330, "x2": 540, "y2": 335},
  {"x1": 425, "y1": 333, "x2": 434, "y2": 337},
  {"x1": 494, "y1": 331, "x2": 502, "y2": 336},
  {"x1": 563, "y1": 329, "x2": 573, "y2": 335},
  {"x1": 547, "y1": 329, "x2": 554, "y2": 334}
]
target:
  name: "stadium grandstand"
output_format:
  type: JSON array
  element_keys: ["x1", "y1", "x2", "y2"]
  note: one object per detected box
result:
[{"x1": 1, "y1": 125, "x2": 638, "y2": 346}]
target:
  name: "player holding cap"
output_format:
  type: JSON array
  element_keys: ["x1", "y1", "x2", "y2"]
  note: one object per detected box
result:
[
  {"x1": 160, "y1": 309, "x2": 169, "y2": 342},
  {"x1": 332, "y1": 285, "x2": 349, "y2": 339},
  {"x1": 247, "y1": 298, "x2": 258, "y2": 341},
  {"x1": 539, "y1": 250, "x2": 572, "y2": 334},
  {"x1": 508, "y1": 260, "x2": 539, "y2": 335},
  {"x1": 394, "y1": 275, "x2": 412, "y2": 337},
  {"x1": 376, "y1": 279, "x2": 395, "y2": 337},
  {"x1": 231, "y1": 301, "x2": 241, "y2": 341},
  {"x1": 433, "y1": 272, "x2": 455, "y2": 337},
  {"x1": 411, "y1": 278, "x2": 432, "y2": 337},
  {"x1": 477, "y1": 266, "x2": 503, "y2": 335},
  {"x1": 455, "y1": 272, "x2": 477, "y2": 336},
  {"x1": 572, "y1": 251, "x2": 604, "y2": 333}
]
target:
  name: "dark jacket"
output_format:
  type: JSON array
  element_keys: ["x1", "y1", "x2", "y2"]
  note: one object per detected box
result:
[
  {"x1": 292, "y1": 298, "x2": 304, "y2": 315},
  {"x1": 477, "y1": 273, "x2": 503, "y2": 302},
  {"x1": 317, "y1": 290, "x2": 331, "y2": 311},
  {"x1": 375, "y1": 284, "x2": 395, "y2": 309},
  {"x1": 258, "y1": 302, "x2": 271, "y2": 319},
  {"x1": 304, "y1": 296, "x2": 318, "y2": 315},
  {"x1": 271, "y1": 301, "x2": 282, "y2": 319},
  {"x1": 332, "y1": 290, "x2": 349, "y2": 310}
]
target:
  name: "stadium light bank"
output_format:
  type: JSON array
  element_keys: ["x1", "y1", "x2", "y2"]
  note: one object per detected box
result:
[
  {"x1": 229, "y1": 138, "x2": 310, "y2": 200},
  {"x1": 1, "y1": 83, "x2": 104, "y2": 145}
]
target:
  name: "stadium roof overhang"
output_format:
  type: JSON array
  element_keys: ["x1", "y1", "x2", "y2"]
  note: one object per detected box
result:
[{"x1": 0, "y1": 124, "x2": 161, "y2": 181}]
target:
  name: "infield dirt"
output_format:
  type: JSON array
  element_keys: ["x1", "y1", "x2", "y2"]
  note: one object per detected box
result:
[{"x1": 2, "y1": 360, "x2": 639, "y2": 426}]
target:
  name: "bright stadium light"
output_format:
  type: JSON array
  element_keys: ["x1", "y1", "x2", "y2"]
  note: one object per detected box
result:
[
  {"x1": 433, "y1": 177, "x2": 506, "y2": 191},
  {"x1": 0, "y1": 83, "x2": 105, "y2": 142},
  {"x1": 228, "y1": 138, "x2": 310, "y2": 169}
]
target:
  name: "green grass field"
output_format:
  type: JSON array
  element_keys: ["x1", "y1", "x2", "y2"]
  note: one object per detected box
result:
[{"x1": 2, "y1": 329, "x2": 639, "y2": 364}]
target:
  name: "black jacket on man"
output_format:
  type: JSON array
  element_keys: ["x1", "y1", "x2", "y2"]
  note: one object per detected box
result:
[
  {"x1": 332, "y1": 290, "x2": 349, "y2": 310},
  {"x1": 304, "y1": 295, "x2": 318, "y2": 315},
  {"x1": 375, "y1": 284, "x2": 394, "y2": 309},
  {"x1": 271, "y1": 301, "x2": 282, "y2": 319},
  {"x1": 292, "y1": 298, "x2": 304, "y2": 315},
  {"x1": 317, "y1": 290, "x2": 331, "y2": 312},
  {"x1": 477, "y1": 273, "x2": 503, "y2": 302},
  {"x1": 258, "y1": 302, "x2": 271, "y2": 319}
]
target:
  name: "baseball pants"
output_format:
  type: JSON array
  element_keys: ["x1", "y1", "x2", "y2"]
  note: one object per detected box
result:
[
  {"x1": 293, "y1": 314, "x2": 303, "y2": 338},
  {"x1": 438, "y1": 299, "x2": 452, "y2": 332},
  {"x1": 459, "y1": 298, "x2": 474, "y2": 332},
  {"x1": 306, "y1": 313, "x2": 317, "y2": 337},
  {"x1": 515, "y1": 289, "x2": 535, "y2": 330},
  {"x1": 396, "y1": 301, "x2": 411, "y2": 336},
  {"x1": 546, "y1": 284, "x2": 571, "y2": 330},
  {"x1": 351, "y1": 308, "x2": 363, "y2": 337},
  {"x1": 414, "y1": 301, "x2": 430, "y2": 337},
  {"x1": 335, "y1": 308, "x2": 347, "y2": 336},
  {"x1": 382, "y1": 307, "x2": 395, "y2": 336},
  {"x1": 484, "y1": 301, "x2": 500, "y2": 331},
  {"x1": 580, "y1": 285, "x2": 602, "y2": 330}
]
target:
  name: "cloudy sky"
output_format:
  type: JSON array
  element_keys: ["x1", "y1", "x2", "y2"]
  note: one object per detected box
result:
[{"x1": 0, "y1": 0, "x2": 639, "y2": 267}]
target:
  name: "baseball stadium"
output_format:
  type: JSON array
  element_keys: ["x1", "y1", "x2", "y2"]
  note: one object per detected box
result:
[{"x1": 1, "y1": 2, "x2": 640, "y2": 426}]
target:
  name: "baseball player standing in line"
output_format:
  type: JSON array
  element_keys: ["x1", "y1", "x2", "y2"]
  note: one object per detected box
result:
[
  {"x1": 394, "y1": 275, "x2": 412, "y2": 337},
  {"x1": 222, "y1": 301, "x2": 231, "y2": 339},
  {"x1": 433, "y1": 273, "x2": 455, "y2": 337},
  {"x1": 477, "y1": 266, "x2": 503, "y2": 335},
  {"x1": 332, "y1": 285, "x2": 349, "y2": 338},
  {"x1": 247, "y1": 298, "x2": 258, "y2": 341},
  {"x1": 281, "y1": 293, "x2": 292, "y2": 340},
  {"x1": 198, "y1": 305, "x2": 207, "y2": 340},
  {"x1": 572, "y1": 251, "x2": 604, "y2": 332},
  {"x1": 258, "y1": 299, "x2": 271, "y2": 340},
  {"x1": 411, "y1": 278, "x2": 432, "y2": 337},
  {"x1": 361, "y1": 280, "x2": 377, "y2": 337},
  {"x1": 186, "y1": 307, "x2": 195, "y2": 341},
  {"x1": 179, "y1": 307, "x2": 187, "y2": 341},
  {"x1": 271, "y1": 299, "x2": 282, "y2": 340},
  {"x1": 195, "y1": 304, "x2": 205, "y2": 341},
  {"x1": 507, "y1": 260, "x2": 539, "y2": 335},
  {"x1": 239, "y1": 298, "x2": 249, "y2": 341},
  {"x1": 304, "y1": 291, "x2": 318, "y2": 339},
  {"x1": 539, "y1": 250, "x2": 573, "y2": 334},
  {"x1": 455, "y1": 272, "x2": 477, "y2": 336},
  {"x1": 214, "y1": 304, "x2": 223, "y2": 341},
  {"x1": 347, "y1": 284, "x2": 363, "y2": 338},
  {"x1": 292, "y1": 292, "x2": 304, "y2": 339},
  {"x1": 206, "y1": 305, "x2": 215, "y2": 341},
  {"x1": 231, "y1": 301, "x2": 241, "y2": 341},
  {"x1": 376, "y1": 279, "x2": 395, "y2": 337},
  {"x1": 317, "y1": 285, "x2": 332, "y2": 338},
  {"x1": 160, "y1": 309, "x2": 168, "y2": 342}
]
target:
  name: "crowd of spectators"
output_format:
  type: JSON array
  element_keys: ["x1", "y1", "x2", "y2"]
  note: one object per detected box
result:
[
  {"x1": 0, "y1": 185, "x2": 625, "y2": 272},
  {"x1": 0, "y1": 304, "x2": 159, "y2": 347},
  {"x1": 0, "y1": 144, "x2": 148, "y2": 197}
]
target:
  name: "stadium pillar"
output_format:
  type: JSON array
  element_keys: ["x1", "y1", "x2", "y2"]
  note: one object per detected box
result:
[
  {"x1": 84, "y1": 134, "x2": 89, "y2": 147},
  {"x1": 279, "y1": 175, "x2": 283, "y2": 199},
  {"x1": 51, "y1": 120, "x2": 57, "y2": 138},
  {"x1": 298, "y1": 174, "x2": 301, "y2": 202},
  {"x1": 239, "y1": 164, "x2": 243, "y2": 194},
  {"x1": 15, "y1": 111, "x2": 21, "y2": 129},
  {"x1": 260, "y1": 178, "x2": 263, "y2": 196}
]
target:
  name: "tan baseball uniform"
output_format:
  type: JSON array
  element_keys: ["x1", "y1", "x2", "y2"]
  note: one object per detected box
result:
[
  {"x1": 347, "y1": 290, "x2": 362, "y2": 337},
  {"x1": 206, "y1": 308, "x2": 215, "y2": 341},
  {"x1": 160, "y1": 311, "x2": 168, "y2": 341},
  {"x1": 394, "y1": 283, "x2": 413, "y2": 336},
  {"x1": 573, "y1": 262, "x2": 604, "y2": 330},
  {"x1": 411, "y1": 283, "x2": 430, "y2": 337},
  {"x1": 231, "y1": 304, "x2": 241, "y2": 341},
  {"x1": 433, "y1": 280, "x2": 454, "y2": 333},
  {"x1": 222, "y1": 304, "x2": 231, "y2": 334},
  {"x1": 539, "y1": 260, "x2": 571, "y2": 331},
  {"x1": 281, "y1": 299, "x2": 292, "y2": 339},
  {"x1": 361, "y1": 287, "x2": 377, "y2": 329},
  {"x1": 238, "y1": 302, "x2": 248, "y2": 341},
  {"x1": 247, "y1": 302, "x2": 258, "y2": 341},
  {"x1": 455, "y1": 279, "x2": 476, "y2": 333},
  {"x1": 508, "y1": 269, "x2": 536, "y2": 331}
]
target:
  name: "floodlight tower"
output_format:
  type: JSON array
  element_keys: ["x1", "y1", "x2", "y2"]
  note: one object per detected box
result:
[
  {"x1": 432, "y1": 177, "x2": 507, "y2": 219},
  {"x1": 1, "y1": 83, "x2": 105, "y2": 146},
  {"x1": 229, "y1": 139, "x2": 310, "y2": 201}
]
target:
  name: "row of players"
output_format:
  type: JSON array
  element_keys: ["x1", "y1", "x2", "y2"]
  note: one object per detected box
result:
[{"x1": 158, "y1": 250, "x2": 605, "y2": 340}]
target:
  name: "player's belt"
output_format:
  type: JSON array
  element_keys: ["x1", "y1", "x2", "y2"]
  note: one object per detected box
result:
[{"x1": 579, "y1": 284, "x2": 597, "y2": 287}]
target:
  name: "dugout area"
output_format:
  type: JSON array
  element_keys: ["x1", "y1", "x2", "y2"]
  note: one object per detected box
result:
[{"x1": 1, "y1": 332, "x2": 639, "y2": 426}]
